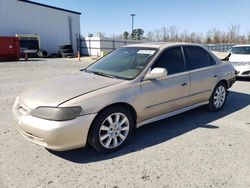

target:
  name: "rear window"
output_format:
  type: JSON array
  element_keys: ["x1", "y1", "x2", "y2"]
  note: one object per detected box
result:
[{"x1": 230, "y1": 46, "x2": 250, "y2": 54}]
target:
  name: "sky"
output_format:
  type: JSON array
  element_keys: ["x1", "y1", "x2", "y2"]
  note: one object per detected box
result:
[{"x1": 31, "y1": 0, "x2": 250, "y2": 37}]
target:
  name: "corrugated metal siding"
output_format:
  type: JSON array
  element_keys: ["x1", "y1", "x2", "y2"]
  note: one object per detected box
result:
[{"x1": 0, "y1": 0, "x2": 80, "y2": 53}]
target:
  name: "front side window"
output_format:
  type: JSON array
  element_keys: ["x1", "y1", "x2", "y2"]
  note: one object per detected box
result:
[
  {"x1": 183, "y1": 46, "x2": 215, "y2": 70},
  {"x1": 86, "y1": 47, "x2": 157, "y2": 79},
  {"x1": 153, "y1": 47, "x2": 186, "y2": 75}
]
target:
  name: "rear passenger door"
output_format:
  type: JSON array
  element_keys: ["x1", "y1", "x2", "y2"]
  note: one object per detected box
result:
[{"x1": 183, "y1": 46, "x2": 218, "y2": 105}]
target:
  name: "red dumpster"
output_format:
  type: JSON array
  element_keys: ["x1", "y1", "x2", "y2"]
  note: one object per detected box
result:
[{"x1": 0, "y1": 36, "x2": 20, "y2": 61}]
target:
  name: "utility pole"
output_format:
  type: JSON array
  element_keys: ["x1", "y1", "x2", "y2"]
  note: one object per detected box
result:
[
  {"x1": 130, "y1": 14, "x2": 136, "y2": 34},
  {"x1": 163, "y1": 27, "x2": 167, "y2": 42}
]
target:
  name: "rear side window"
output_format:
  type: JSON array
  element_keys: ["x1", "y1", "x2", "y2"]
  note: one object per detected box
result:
[
  {"x1": 153, "y1": 47, "x2": 186, "y2": 75},
  {"x1": 184, "y1": 46, "x2": 216, "y2": 70}
]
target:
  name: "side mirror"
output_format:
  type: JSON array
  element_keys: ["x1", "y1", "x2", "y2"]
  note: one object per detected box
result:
[{"x1": 144, "y1": 68, "x2": 168, "y2": 80}]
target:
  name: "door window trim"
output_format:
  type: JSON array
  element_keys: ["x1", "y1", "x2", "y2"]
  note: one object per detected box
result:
[
  {"x1": 151, "y1": 46, "x2": 188, "y2": 75},
  {"x1": 182, "y1": 46, "x2": 217, "y2": 71}
]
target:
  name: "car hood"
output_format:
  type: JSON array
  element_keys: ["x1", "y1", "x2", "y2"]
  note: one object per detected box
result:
[
  {"x1": 231, "y1": 61, "x2": 250, "y2": 72},
  {"x1": 19, "y1": 72, "x2": 124, "y2": 109},
  {"x1": 231, "y1": 62, "x2": 250, "y2": 66}
]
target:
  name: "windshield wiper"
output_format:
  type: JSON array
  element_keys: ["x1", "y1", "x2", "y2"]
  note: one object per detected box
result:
[{"x1": 89, "y1": 71, "x2": 117, "y2": 79}]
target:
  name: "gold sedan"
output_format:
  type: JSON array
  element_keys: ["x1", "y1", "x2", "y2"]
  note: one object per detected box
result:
[{"x1": 13, "y1": 43, "x2": 236, "y2": 152}]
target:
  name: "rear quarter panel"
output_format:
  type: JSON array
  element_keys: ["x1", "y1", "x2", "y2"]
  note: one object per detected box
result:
[
  {"x1": 209, "y1": 50, "x2": 236, "y2": 87},
  {"x1": 217, "y1": 61, "x2": 236, "y2": 86}
]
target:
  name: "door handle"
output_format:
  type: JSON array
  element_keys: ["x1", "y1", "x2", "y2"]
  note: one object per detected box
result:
[{"x1": 181, "y1": 83, "x2": 187, "y2": 86}]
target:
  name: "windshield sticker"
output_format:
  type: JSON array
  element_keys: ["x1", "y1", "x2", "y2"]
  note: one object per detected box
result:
[{"x1": 137, "y1": 50, "x2": 155, "y2": 55}]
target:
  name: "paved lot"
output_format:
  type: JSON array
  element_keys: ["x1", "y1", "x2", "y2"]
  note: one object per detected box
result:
[{"x1": 0, "y1": 58, "x2": 250, "y2": 188}]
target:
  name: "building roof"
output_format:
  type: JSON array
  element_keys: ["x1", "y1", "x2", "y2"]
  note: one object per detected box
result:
[
  {"x1": 234, "y1": 44, "x2": 250, "y2": 47},
  {"x1": 125, "y1": 42, "x2": 204, "y2": 49},
  {"x1": 18, "y1": 0, "x2": 81, "y2": 15}
]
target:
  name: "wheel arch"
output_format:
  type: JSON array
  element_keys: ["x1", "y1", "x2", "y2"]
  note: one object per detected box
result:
[
  {"x1": 96, "y1": 102, "x2": 137, "y2": 122},
  {"x1": 87, "y1": 102, "x2": 137, "y2": 141},
  {"x1": 218, "y1": 79, "x2": 229, "y2": 89}
]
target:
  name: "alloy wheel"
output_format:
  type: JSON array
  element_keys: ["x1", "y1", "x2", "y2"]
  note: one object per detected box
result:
[
  {"x1": 99, "y1": 113, "x2": 130, "y2": 149},
  {"x1": 213, "y1": 86, "x2": 226, "y2": 109}
]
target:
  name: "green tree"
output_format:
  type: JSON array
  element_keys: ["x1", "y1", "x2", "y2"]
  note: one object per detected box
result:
[
  {"x1": 97, "y1": 32, "x2": 105, "y2": 38},
  {"x1": 131, "y1": 28, "x2": 144, "y2": 40},
  {"x1": 137, "y1": 28, "x2": 144, "y2": 40},
  {"x1": 123, "y1": 31, "x2": 129, "y2": 39},
  {"x1": 131, "y1": 29, "x2": 137, "y2": 40}
]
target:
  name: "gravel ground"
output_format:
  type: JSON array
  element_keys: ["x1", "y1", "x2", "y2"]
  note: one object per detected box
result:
[{"x1": 0, "y1": 58, "x2": 250, "y2": 188}]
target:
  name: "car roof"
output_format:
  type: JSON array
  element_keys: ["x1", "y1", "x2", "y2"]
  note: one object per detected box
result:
[{"x1": 124, "y1": 42, "x2": 204, "y2": 49}]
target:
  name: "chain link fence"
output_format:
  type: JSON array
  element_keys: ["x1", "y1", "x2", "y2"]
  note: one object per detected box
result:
[
  {"x1": 205, "y1": 44, "x2": 235, "y2": 52},
  {"x1": 79, "y1": 37, "x2": 235, "y2": 56}
]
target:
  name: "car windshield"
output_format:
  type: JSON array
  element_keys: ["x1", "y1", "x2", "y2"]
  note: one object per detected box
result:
[
  {"x1": 230, "y1": 46, "x2": 250, "y2": 54},
  {"x1": 85, "y1": 47, "x2": 157, "y2": 80}
]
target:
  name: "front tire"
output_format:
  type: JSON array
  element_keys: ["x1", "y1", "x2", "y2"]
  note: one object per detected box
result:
[
  {"x1": 208, "y1": 82, "x2": 228, "y2": 111},
  {"x1": 88, "y1": 106, "x2": 134, "y2": 153}
]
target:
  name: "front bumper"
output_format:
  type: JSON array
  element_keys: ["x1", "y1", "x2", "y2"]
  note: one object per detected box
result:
[
  {"x1": 12, "y1": 101, "x2": 96, "y2": 151},
  {"x1": 233, "y1": 64, "x2": 250, "y2": 77}
]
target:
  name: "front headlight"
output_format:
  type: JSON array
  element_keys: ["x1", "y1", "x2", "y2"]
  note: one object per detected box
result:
[{"x1": 31, "y1": 106, "x2": 82, "y2": 121}]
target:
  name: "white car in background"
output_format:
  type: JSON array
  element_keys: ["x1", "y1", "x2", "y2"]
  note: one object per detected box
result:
[{"x1": 228, "y1": 45, "x2": 250, "y2": 77}]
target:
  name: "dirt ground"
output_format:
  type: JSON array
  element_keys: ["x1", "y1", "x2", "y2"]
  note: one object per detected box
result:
[{"x1": 0, "y1": 58, "x2": 250, "y2": 188}]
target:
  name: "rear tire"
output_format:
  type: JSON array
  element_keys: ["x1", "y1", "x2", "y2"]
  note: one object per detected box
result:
[
  {"x1": 207, "y1": 82, "x2": 228, "y2": 111},
  {"x1": 88, "y1": 106, "x2": 134, "y2": 153}
]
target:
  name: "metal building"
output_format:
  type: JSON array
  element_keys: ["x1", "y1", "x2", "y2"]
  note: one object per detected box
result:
[{"x1": 0, "y1": 0, "x2": 81, "y2": 54}]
